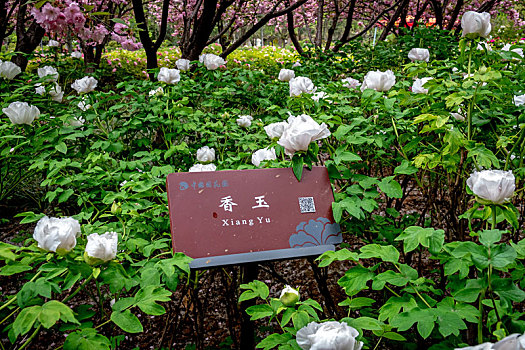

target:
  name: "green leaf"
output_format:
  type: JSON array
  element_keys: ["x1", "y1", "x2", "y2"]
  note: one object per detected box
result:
[
  {"x1": 63, "y1": 328, "x2": 111, "y2": 350},
  {"x1": 359, "y1": 244, "x2": 399, "y2": 263},
  {"x1": 396, "y1": 226, "x2": 445, "y2": 254},
  {"x1": 292, "y1": 155, "x2": 304, "y2": 181},
  {"x1": 383, "y1": 331, "x2": 407, "y2": 341},
  {"x1": 316, "y1": 249, "x2": 358, "y2": 267},
  {"x1": 256, "y1": 333, "x2": 293, "y2": 350},
  {"x1": 13, "y1": 306, "x2": 41, "y2": 337},
  {"x1": 55, "y1": 142, "x2": 67, "y2": 154},
  {"x1": 135, "y1": 286, "x2": 171, "y2": 316},
  {"x1": 292, "y1": 310, "x2": 310, "y2": 330},
  {"x1": 14, "y1": 211, "x2": 45, "y2": 224},
  {"x1": 240, "y1": 280, "x2": 269, "y2": 301},
  {"x1": 394, "y1": 160, "x2": 418, "y2": 175},
  {"x1": 338, "y1": 265, "x2": 374, "y2": 296},
  {"x1": 111, "y1": 310, "x2": 143, "y2": 333},
  {"x1": 479, "y1": 229, "x2": 502, "y2": 247},
  {"x1": 0, "y1": 263, "x2": 32, "y2": 276},
  {"x1": 378, "y1": 176, "x2": 402, "y2": 198},
  {"x1": 245, "y1": 304, "x2": 274, "y2": 320},
  {"x1": 338, "y1": 297, "x2": 376, "y2": 309}
]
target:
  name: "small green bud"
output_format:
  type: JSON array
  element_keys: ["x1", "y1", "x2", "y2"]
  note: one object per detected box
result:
[
  {"x1": 279, "y1": 285, "x2": 299, "y2": 307},
  {"x1": 111, "y1": 201, "x2": 122, "y2": 215}
]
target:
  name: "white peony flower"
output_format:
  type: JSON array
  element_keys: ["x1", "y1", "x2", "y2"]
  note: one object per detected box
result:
[
  {"x1": 157, "y1": 67, "x2": 180, "y2": 84},
  {"x1": 85, "y1": 232, "x2": 118, "y2": 263},
  {"x1": 296, "y1": 321, "x2": 363, "y2": 350},
  {"x1": 251, "y1": 148, "x2": 277, "y2": 167},
  {"x1": 176, "y1": 58, "x2": 191, "y2": 71},
  {"x1": 264, "y1": 121, "x2": 288, "y2": 139},
  {"x1": 71, "y1": 51, "x2": 82, "y2": 59},
  {"x1": 71, "y1": 76, "x2": 98, "y2": 94},
  {"x1": 196, "y1": 146, "x2": 215, "y2": 163},
  {"x1": 149, "y1": 86, "x2": 164, "y2": 97},
  {"x1": 278, "y1": 69, "x2": 295, "y2": 82},
  {"x1": 189, "y1": 163, "x2": 217, "y2": 172},
  {"x1": 408, "y1": 48, "x2": 430, "y2": 62},
  {"x1": 412, "y1": 77, "x2": 433, "y2": 94},
  {"x1": 461, "y1": 11, "x2": 491, "y2": 39},
  {"x1": 2, "y1": 102, "x2": 40, "y2": 125},
  {"x1": 49, "y1": 84, "x2": 63, "y2": 102},
  {"x1": 199, "y1": 53, "x2": 225, "y2": 70},
  {"x1": 33, "y1": 216, "x2": 81, "y2": 253},
  {"x1": 236, "y1": 115, "x2": 253, "y2": 128},
  {"x1": 361, "y1": 70, "x2": 396, "y2": 92},
  {"x1": 78, "y1": 97, "x2": 91, "y2": 111},
  {"x1": 514, "y1": 94, "x2": 525, "y2": 106},
  {"x1": 47, "y1": 39, "x2": 60, "y2": 47},
  {"x1": 289, "y1": 77, "x2": 316, "y2": 97},
  {"x1": 279, "y1": 285, "x2": 299, "y2": 307},
  {"x1": 0, "y1": 61, "x2": 22, "y2": 80},
  {"x1": 477, "y1": 41, "x2": 492, "y2": 51},
  {"x1": 466, "y1": 169, "x2": 515, "y2": 205},
  {"x1": 342, "y1": 77, "x2": 361, "y2": 89},
  {"x1": 311, "y1": 91, "x2": 330, "y2": 103},
  {"x1": 70, "y1": 116, "x2": 85, "y2": 127},
  {"x1": 492, "y1": 332, "x2": 525, "y2": 350},
  {"x1": 454, "y1": 343, "x2": 494, "y2": 350},
  {"x1": 35, "y1": 83, "x2": 46, "y2": 95},
  {"x1": 277, "y1": 114, "x2": 330, "y2": 156},
  {"x1": 502, "y1": 43, "x2": 524, "y2": 59},
  {"x1": 292, "y1": 61, "x2": 302, "y2": 67},
  {"x1": 37, "y1": 66, "x2": 59, "y2": 82}
]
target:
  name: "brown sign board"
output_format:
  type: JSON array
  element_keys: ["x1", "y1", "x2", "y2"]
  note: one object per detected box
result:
[{"x1": 166, "y1": 167, "x2": 341, "y2": 269}]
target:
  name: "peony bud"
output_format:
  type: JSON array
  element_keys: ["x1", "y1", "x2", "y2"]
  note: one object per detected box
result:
[
  {"x1": 33, "y1": 216, "x2": 81, "y2": 254},
  {"x1": 514, "y1": 94, "x2": 525, "y2": 107},
  {"x1": 279, "y1": 285, "x2": 299, "y2": 307},
  {"x1": 466, "y1": 169, "x2": 515, "y2": 205}
]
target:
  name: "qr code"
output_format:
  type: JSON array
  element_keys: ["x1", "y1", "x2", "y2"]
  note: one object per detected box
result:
[{"x1": 298, "y1": 197, "x2": 316, "y2": 213}]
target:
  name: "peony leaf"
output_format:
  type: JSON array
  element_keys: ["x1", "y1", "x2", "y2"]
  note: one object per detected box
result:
[{"x1": 111, "y1": 310, "x2": 143, "y2": 333}]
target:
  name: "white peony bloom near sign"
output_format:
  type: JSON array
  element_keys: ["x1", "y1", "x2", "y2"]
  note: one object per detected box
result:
[
  {"x1": 176, "y1": 58, "x2": 191, "y2": 71},
  {"x1": 189, "y1": 163, "x2": 217, "y2": 172},
  {"x1": 360, "y1": 70, "x2": 396, "y2": 92},
  {"x1": 2, "y1": 101, "x2": 40, "y2": 125},
  {"x1": 461, "y1": 11, "x2": 491, "y2": 39},
  {"x1": 277, "y1": 114, "x2": 330, "y2": 156},
  {"x1": 196, "y1": 146, "x2": 216, "y2": 163},
  {"x1": 264, "y1": 121, "x2": 288, "y2": 139},
  {"x1": 236, "y1": 115, "x2": 253, "y2": 128},
  {"x1": 71, "y1": 76, "x2": 98, "y2": 94},
  {"x1": 296, "y1": 321, "x2": 363, "y2": 350},
  {"x1": 466, "y1": 169, "x2": 515, "y2": 205},
  {"x1": 412, "y1": 77, "x2": 433, "y2": 94},
  {"x1": 158, "y1": 67, "x2": 180, "y2": 84},
  {"x1": 37, "y1": 66, "x2": 59, "y2": 82},
  {"x1": 278, "y1": 69, "x2": 295, "y2": 82},
  {"x1": 85, "y1": 232, "x2": 118, "y2": 264},
  {"x1": 408, "y1": 48, "x2": 430, "y2": 62},
  {"x1": 289, "y1": 76, "x2": 316, "y2": 97},
  {"x1": 251, "y1": 148, "x2": 277, "y2": 167},
  {"x1": 33, "y1": 216, "x2": 81, "y2": 253},
  {"x1": 0, "y1": 60, "x2": 22, "y2": 80},
  {"x1": 199, "y1": 54, "x2": 225, "y2": 70}
]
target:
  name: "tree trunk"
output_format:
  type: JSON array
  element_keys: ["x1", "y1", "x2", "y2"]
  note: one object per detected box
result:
[
  {"x1": 332, "y1": 0, "x2": 356, "y2": 52},
  {"x1": 314, "y1": 0, "x2": 324, "y2": 49},
  {"x1": 132, "y1": 0, "x2": 171, "y2": 80},
  {"x1": 379, "y1": 0, "x2": 409, "y2": 41},
  {"x1": 446, "y1": 0, "x2": 464, "y2": 30},
  {"x1": 286, "y1": 1, "x2": 304, "y2": 55},
  {"x1": 11, "y1": 1, "x2": 45, "y2": 71}
]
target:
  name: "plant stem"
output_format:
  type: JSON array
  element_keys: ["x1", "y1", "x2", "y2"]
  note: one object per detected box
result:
[
  {"x1": 63, "y1": 273, "x2": 94, "y2": 303},
  {"x1": 491, "y1": 205, "x2": 497, "y2": 230},
  {"x1": 478, "y1": 289, "x2": 485, "y2": 344},
  {"x1": 373, "y1": 336, "x2": 383, "y2": 350},
  {"x1": 0, "y1": 270, "x2": 42, "y2": 312},
  {"x1": 18, "y1": 324, "x2": 41, "y2": 350},
  {"x1": 0, "y1": 307, "x2": 19, "y2": 326},
  {"x1": 467, "y1": 40, "x2": 473, "y2": 141}
]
